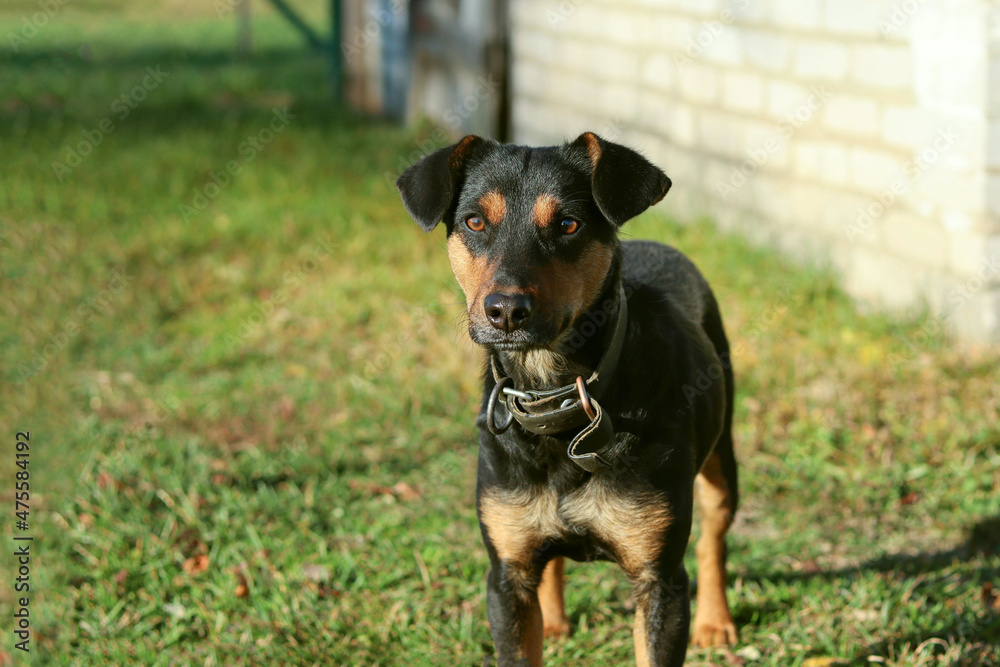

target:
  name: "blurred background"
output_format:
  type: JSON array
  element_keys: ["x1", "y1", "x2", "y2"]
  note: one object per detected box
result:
[{"x1": 0, "y1": 0, "x2": 998, "y2": 665}]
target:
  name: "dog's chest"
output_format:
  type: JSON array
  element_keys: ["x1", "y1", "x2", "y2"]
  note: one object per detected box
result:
[{"x1": 479, "y1": 479, "x2": 672, "y2": 575}]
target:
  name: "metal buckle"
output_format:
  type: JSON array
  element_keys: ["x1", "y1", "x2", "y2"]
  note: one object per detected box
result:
[
  {"x1": 575, "y1": 376, "x2": 596, "y2": 420},
  {"x1": 501, "y1": 387, "x2": 532, "y2": 401},
  {"x1": 486, "y1": 377, "x2": 515, "y2": 435}
]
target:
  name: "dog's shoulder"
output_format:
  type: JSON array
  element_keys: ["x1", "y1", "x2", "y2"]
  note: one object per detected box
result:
[{"x1": 621, "y1": 239, "x2": 714, "y2": 328}]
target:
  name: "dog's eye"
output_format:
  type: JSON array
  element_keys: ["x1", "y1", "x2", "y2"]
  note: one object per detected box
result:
[
  {"x1": 559, "y1": 219, "x2": 580, "y2": 235},
  {"x1": 466, "y1": 216, "x2": 485, "y2": 232}
]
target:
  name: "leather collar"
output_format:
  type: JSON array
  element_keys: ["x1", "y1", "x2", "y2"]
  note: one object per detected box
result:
[{"x1": 486, "y1": 283, "x2": 628, "y2": 473}]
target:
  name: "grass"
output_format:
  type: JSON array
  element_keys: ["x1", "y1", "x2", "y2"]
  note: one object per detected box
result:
[{"x1": 1, "y1": 4, "x2": 999, "y2": 665}]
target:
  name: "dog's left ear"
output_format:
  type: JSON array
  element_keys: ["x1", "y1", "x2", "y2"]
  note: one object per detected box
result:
[
  {"x1": 569, "y1": 132, "x2": 671, "y2": 226},
  {"x1": 396, "y1": 135, "x2": 489, "y2": 232}
]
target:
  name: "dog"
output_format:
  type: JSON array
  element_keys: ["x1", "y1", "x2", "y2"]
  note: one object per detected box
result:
[{"x1": 397, "y1": 132, "x2": 739, "y2": 666}]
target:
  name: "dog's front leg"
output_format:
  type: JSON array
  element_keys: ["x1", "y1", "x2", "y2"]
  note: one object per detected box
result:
[
  {"x1": 632, "y1": 566, "x2": 690, "y2": 667},
  {"x1": 487, "y1": 560, "x2": 544, "y2": 667}
]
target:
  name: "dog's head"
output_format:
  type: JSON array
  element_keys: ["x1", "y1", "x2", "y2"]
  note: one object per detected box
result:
[{"x1": 397, "y1": 132, "x2": 670, "y2": 352}]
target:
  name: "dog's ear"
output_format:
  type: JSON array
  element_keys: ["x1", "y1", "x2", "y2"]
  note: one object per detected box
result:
[
  {"x1": 569, "y1": 132, "x2": 671, "y2": 227},
  {"x1": 396, "y1": 135, "x2": 488, "y2": 232}
]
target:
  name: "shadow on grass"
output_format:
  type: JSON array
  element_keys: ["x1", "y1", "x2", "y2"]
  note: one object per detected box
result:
[
  {"x1": 739, "y1": 515, "x2": 1000, "y2": 585},
  {"x1": 736, "y1": 516, "x2": 1000, "y2": 662}
]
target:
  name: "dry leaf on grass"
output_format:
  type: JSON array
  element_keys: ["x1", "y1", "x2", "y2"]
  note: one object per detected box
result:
[
  {"x1": 234, "y1": 571, "x2": 249, "y2": 599},
  {"x1": 182, "y1": 554, "x2": 210, "y2": 574},
  {"x1": 348, "y1": 480, "x2": 421, "y2": 501}
]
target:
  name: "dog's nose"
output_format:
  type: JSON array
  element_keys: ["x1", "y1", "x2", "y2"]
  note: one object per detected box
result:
[{"x1": 484, "y1": 292, "x2": 534, "y2": 332}]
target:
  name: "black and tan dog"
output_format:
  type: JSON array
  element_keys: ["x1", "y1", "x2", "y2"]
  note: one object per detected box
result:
[{"x1": 397, "y1": 133, "x2": 738, "y2": 666}]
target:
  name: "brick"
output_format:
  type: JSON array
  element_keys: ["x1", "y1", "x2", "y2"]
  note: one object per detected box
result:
[
  {"x1": 882, "y1": 106, "x2": 935, "y2": 151},
  {"x1": 794, "y1": 140, "x2": 823, "y2": 181},
  {"x1": 824, "y1": 0, "x2": 887, "y2": 37},
  {"x1": 821, "y1": 190, "x2": 879, "y2": 239},
  {"x1": 723, "y1": 71, "x2": 765, "y2": 113},
  {"x1": 697, "y1": 109, "x2": 747, "y2": 159},
  {"x1": 989, "y1": 174, "x2": 1000, "y2": 219},
  {"x1": 745, "y1": 120, "x2": 791, "y2": 171},
  {"x1": 852, "y1": 147, "x2": 904, "y2": 189},
  {"x1": 638, "y1": 90, "x2": 671, "y2": 133},
  {"x1": 512, "y1": 60, "x2": 551, "y2": 98},
  {"x1": 665, "y1": 104, "x2": 697, "y2": 147},
  {"x1": 851, "y1": 44, "x2": 913, "y2": 89},
  {"x1": 557, "y1": 3, "x2": 608, "y2": 38},
  {"x1": 603, "y1": 10, "x2": 648, "y2": 45},
  {"x1": 824, "y1": 95, "x2": 880, "y2": 137},
  {"x1": 678, "y1": 61, "x2": 719, "y2": 105},
  {"x1": 748, "y1": 173, "x2": 792, "y2": 226},
  {"x1": 794, "y1": 142, "x2": 849, "y2": 186},
  {"x1": 745, "y1": 29, "x2": 790, "y2": 72},
  {"x1": 881, "y1": 212, "x2": 950, "y2": 270},
  {"x1": 674, "y1": 0, "x2": 722, "y2": 17},
  {"x1": 700, "y1": 24, "x2": 744, "y2": 67},
  {"x1": 794, "y1": 39, "x2": 849, "y2": 81},
  {"x1": 988, "y1": 120, "x2": 1000, "y2": 169},
  {"x1": 784, "y1": 181, "x2": 834, "y2": 231},
  {"x1": 947, "y1": 231, "x2": 996, "y2": 278},
  {"x1": 990, "y1": 54, "x2": 1000, "y2": 116},
  {"x1": 771, "y1": 0, "x2": 820, "y2": 30},
  {"x1": 705, "y1": 157, "x2": 751, "y2": 207},
  {"x1": 675, "y1": 13, "x2": 742, "y2": 66},
  {"x1": 592, "y1": 81, "x2": 639, "y2": 122},
  {"x1": 767, "y1": 79, "x2": 809, "y2": 117},
  {"x1": 842, "y1": 246, "x2": 925, "y2": 310},
  {"x1": 986, "y1": 236, "x2": 1000, "y2": 284},
  {"x1": 736, "y1": 0, "x2": 768, "y2": 26},
  {"x1": 649, "y1": 14, "x2": 697, "y2": 53},
  {"x1": 640, "y1": 54, "x2": 675, "y2": 92},
  {"x1": 584, "y1": 42, "x2": 640, "y2": 82},
  {"x1": 916, "y1": 169, "x2": 985, "y2": 217}
]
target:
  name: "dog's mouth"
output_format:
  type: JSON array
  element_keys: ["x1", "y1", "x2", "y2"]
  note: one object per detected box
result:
[
  {"x1": 468, "y1": 314, "x2": 572, "y2": 352},
  {"x1": 469, "y1": 331, "x2": 538, "y2": 352},
  {"x1": 487, "y1": 341, "x2": 535, "y2": 351}
]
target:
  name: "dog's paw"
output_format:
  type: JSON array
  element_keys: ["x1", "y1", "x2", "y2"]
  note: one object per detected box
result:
[
  {"x1": 543, "y1": 617, "x2": 572, "y2": 639},
  {"x1": 690, "y1": 619, "x2": 737, "y2": 648}
]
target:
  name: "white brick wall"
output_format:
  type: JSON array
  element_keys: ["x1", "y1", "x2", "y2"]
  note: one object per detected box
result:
[{"x1": 509, "y1": 0, "x2": 1000, "y2": 344}]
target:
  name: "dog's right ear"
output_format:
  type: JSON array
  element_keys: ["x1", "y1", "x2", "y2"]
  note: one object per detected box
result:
[{"x1": 396, "y1": 135, "x2": 487, "y2": 232}]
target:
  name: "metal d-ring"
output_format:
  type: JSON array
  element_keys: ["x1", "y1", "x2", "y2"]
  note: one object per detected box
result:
[
  {"x1": 575, "y1": 376, "x2": 596, "y2": 421},
  {"x1": 487, "y1": 376, "x2": 515, "y2": 435}
]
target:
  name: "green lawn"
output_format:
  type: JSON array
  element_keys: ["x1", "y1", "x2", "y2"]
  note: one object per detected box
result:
[{"x1": 1, "y1": 5, "x2": 999, "y2": 666}]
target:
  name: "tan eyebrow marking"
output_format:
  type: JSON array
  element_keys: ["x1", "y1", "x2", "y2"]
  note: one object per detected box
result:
[
  {"x1": 533, "y1": 193, "x2": 560, "y2": 228},
  {"x1": 478, "y1": 191, "x2": 506, "y2": 226}
]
